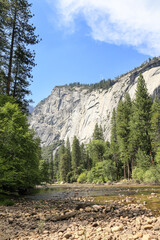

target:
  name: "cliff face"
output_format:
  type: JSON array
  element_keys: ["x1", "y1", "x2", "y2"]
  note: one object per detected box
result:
[{"x1": 29, "y1": 60, "x2": 160, "y2": 146}]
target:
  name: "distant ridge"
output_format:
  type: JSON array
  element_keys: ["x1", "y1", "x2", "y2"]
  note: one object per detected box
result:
[{"x1": 29, "y1": 58, "x2": 160, "y2": 146}]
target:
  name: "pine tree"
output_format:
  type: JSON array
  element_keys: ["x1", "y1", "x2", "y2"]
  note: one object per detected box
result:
[
  {"x1": 59, "y1": 153, "x2": 69, "y2": 182},
  {"x1": 116, "y1": 93, "x2": 132, "y2": 179},
  {"x1": 93, "y1": 123, "x2": 104, "y2": 141},
  {"x1": 49, "y1": 151, "x2": 54, "y2": 182},
  {"x1": 0, "y1": 0, "x2": 40, "y2": 111},
  {"x1": 71, "y1": 136, "x2": 81, "y2": 177},
  {"x1": 129, "y1": 73, "x2": 152, "y2": 164},
  {"x1": 150, "y1": 96, "x2": 160, "y2": 157},
  {"x1": 80, "y1": 143, "x2": 91, "y2": 170},
  {"x1": 53, "y1": 149, "x2": 60, "y2": 181},
  {"x1": 0, "y1": 0, "x2": 9, "y2": 58},
  {"x1": 88, "y1": 139, "x2": 105, "y2": 166},
  {"x1": 110, "y1": 108, "x2": 121, "y2": 179},
  {"x1": 66, "y1": 138, "x2": 71, "y2": 173}
]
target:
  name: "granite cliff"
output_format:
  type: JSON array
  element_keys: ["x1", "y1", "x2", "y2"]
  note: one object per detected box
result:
[{"x1": 29, "y1": 59, "x2": 160, "y2": 146}]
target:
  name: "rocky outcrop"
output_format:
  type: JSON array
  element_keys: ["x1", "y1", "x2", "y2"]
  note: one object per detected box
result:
[{"x1": 29, "y1": 59, "x2": 160, "y2": 146}]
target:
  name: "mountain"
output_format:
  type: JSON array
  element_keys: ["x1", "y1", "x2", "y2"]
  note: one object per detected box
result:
[
  {"x1": 29, "y1": 58, "x2": 160, "y2": 147},
  {"x1": 28, "y1": 105, "x2": 34, "y2": 114}
]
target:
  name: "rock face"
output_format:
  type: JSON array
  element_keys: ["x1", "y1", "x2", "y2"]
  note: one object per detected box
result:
[{"x1": 29, "y1": 59, "x2": 160, "y2": 146}]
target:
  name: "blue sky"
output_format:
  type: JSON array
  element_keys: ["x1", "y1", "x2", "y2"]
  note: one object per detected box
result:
[{"x1": 29, "y1": 0, "x2": 160, "y2": 106}]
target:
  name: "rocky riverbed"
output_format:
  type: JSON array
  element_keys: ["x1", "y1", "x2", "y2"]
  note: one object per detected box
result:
[{"x1": 0, "y1": 192, "x2": 160, "y2": 240}]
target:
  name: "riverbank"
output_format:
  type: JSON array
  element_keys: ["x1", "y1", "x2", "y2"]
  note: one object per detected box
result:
[{"x1": 0, "y1": 190, "x2": 160, "y2": 240}]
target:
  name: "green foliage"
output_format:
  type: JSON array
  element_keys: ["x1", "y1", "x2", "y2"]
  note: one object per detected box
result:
[
  {"x1": 116, "y1": 93, "x2": 132, "y2": 179},
  {"x1": 93, "y1": 123, "x2": 104, "y2": 141},
  {"x1": 143, "y1": 166, "x2": 160, "y2": 183},
  {"x1": 39, "y1": 160, "x2": 49, "y2": 183},
  {"x1": 132, "y1": 167, "x2": 145, "y2": 182},
  {"x1": 41, "y1": 141, "x2": 62, "y2": 162},
  {"x1": 129, "y1": 74, "x2": 152, "y2": 157},
  {"x1": 0, "y1": 96, "x2": 40, "y2": 192},
  {"x1": 150, "y1": 96, "x2": 160, "y2": 155},
  {"x1": 88, "y1": 140, "x2": 105, "y2": 166},
  {"x1": 155, "y1": 147, "x2": 160, "y2": 165},
  {"x1": 87, "y1": 160, "x2": 116, "y2": 183},
  {"x1": 77, "y1": 172, "x2": 88, "y2": 183},
  {"x1": 42, "y1": 77, "x2": 160, "y2": 184},
  {"x1": 0, "y1": 194, "x2": 15, "y2": 206},
  {"x1": 110, "y1": 108, "x2": 121, "y2": 179},
  {"x1": 71, "y1": 136, "x2": 81, "y2": 175},
  {"x1": 60, "y1": 78, "x2": 116, "y2": 92},
  {"x1": 59, "y1": 153, "x2": 70, "y2": 182},
  {"x1": 0, "y1": 0, "x2": 40, "y2": 112},
  {"x1": 132, "y1": 166, "x2": 160, "y2": 183},
  {"x1": 136, "y1": 149, "x2": 151, "y2": 170}
]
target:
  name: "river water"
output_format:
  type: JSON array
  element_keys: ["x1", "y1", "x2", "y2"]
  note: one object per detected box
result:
[{"x1": 26, "y1": 183, "x2": 160, "y2": 214}]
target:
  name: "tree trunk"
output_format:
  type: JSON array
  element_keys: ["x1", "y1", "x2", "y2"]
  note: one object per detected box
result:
[
  {"x1": 127, "y1": 161, "x2": 130, "y2": 180},
  {"x1": 124, "y1": 162, "x2": 126, "y2": 179},
  {"x1": 7, "y1": 2, "x2": 17, "y2": 95}
]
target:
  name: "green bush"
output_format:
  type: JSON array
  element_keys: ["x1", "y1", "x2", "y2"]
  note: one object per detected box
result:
[
  {"x1": 143, "y1": 166, "x2": 160, "y2": 183},
  {"x1": 0, "y1": 96, "x2": 40, "y2": 192},
  {"x1": 77, "y1": 172, "x2": 87, "y2": 183},
  {"x1": 87, "y1": 160, "x2": 116, "y2": 183},
  {"x1": 132, "y1": 167, "x2": 145, "y2": 182},
  {"x1": 132, "y1": 166, "x2": 160, "y2": 183},
  {"x1": 136, "y1": 149, "x2": 151, "y2": 170}
]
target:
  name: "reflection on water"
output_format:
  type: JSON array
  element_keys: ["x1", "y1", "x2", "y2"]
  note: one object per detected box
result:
[{"x1": 26, "y1": 184, "x2": 160, "y2": 214}]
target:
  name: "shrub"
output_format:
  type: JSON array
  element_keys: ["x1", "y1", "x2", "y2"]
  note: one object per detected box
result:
[
  {"x1": 143, "y1": 166, "x2": 160, "y2": 183},
  {"x1": 77, "y1": 172, "x2": 87, "y2": 183},
  {"x1": 87, "y1": 160, "x2": 116, "y2": 183},
  {"x1": 132, "y1": 167, "x2": 145, "y2": 182}
]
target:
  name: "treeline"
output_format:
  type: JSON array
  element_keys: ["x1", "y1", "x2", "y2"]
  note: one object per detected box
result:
[
  {"x1": 42, "y1": 74, "x2": 160, "y2": 183},
  {"x1": 0, "y1": 0, "x2": 41, "y2": 193},
  {"x1": 59, "y1": 78, "x2": 116, "y2": 92}
]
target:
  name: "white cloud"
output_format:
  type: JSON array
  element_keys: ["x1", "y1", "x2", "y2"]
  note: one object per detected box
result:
[{"x1": 47, "y1": 0, "x2": 160, "y2": 56}]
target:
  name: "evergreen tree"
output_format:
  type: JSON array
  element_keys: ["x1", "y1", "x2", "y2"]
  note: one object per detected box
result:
[
  {"x1": 93, "y1": 123, "x2": 104, "y2": 140},
  {"x1": 116, "y1": 93, "x2": 132, "y2": 179},
  {"x1": 59, "y1": 153, "x2": 69, "y2": 182},
  {"x1": 0, "y1": 0, "x2": 40, "y2": 111},
  {"x1": 49, "y1": 151, "x2": 54, "y2": 182},
  {"x1": 150, "y1": 96, "x2": 160, "y2": 157},
  {"x1": 129, "y1": 73, "x2": 152, "y2": 164},
  {"x1": 53, "y1": 149, "x2": 60, "y2": 181},
  {"x1": 88, "y1": 140, "x2": 105, "y2": 166},
  {"x1": 71, "y1": 136, "x2": 81, "y2": 177},
  {"x1": 110, "y1": 108, "x2": 121, "y2": 179},
  {"x1": 39, "y1": 160, "x2": 49, "y2": 183},
  {"x1": 66, "y1": 138, "x2": 71, "y2": 173},
  {"x1": 80, "y1": 143, "x2": 92, "y2": 170}
]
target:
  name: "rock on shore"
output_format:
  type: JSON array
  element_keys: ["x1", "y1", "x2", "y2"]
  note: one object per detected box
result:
[{"x1": 0, "y1": 196, "x2": 160, "y2": 240}]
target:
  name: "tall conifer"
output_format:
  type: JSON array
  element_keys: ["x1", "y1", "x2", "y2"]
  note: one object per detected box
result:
[
  {"x1": 150, "y1": 96, "x2": 160, "y2": 157},
  {"x1": 116, "y1": 93, "x2": 132, "y2": 178},
  {"x1": 129, "y1": 73, "x2": 152, "y2": 164},
  {"x1": 71, "y1": 136, "x2": 81, "y2": 176},
  {"x1": 0, "y1": 0, "x2": 40, "y2": 111},
  {"x1": 110, "y1": 108, "x2": 120, "y2": 179}
]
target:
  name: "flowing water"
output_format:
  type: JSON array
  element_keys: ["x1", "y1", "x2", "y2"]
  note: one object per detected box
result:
[{"x1": 26, "y1": 183, "x2": 160, "y2": 214}]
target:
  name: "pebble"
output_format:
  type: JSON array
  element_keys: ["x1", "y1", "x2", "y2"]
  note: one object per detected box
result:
[{"x1": 0, "y1": 195, "x2": 160, "y2": 240}]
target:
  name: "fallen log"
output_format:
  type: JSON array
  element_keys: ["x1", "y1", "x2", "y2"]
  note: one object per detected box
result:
[{"x1": 46, "y1": 211, "x2": 77, "y2": 222}]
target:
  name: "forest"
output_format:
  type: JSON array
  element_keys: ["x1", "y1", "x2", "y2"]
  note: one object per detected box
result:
[
  {"x1": 1, "y1": 1, "x2": 160, "y2": 196},
  {"x1": 41, "y1": 74, "x2": 160, "y2": 184}
]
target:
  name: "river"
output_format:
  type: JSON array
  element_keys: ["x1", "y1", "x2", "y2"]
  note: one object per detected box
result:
[{"x1": 26, "y1": 183, "x2": 160, "y2": 215}]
